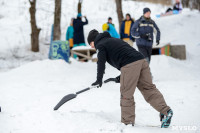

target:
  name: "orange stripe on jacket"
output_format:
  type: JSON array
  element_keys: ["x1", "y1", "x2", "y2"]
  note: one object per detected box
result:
[
  {"x1": 124, "y1": 20, "x2": 132, "y2": 36},
  {"x1": 69, "y1": 38, "x2": 73, "y2": 47}
]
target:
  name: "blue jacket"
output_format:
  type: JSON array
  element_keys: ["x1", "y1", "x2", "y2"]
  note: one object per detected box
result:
[
  {"x1": 66, "y1": 26, "x2": 74, "y2": 40},
  {"x1": 131, "y1": 16, "x2": 160, "y2": 47},
  {"x1": 107, "y1": 24, "x2": 120, "y2": 39},
  {"x1": 73, "y1": 17, "x2": 88, "y2": 44},
  {"x1": 120, "y1": 19, "x2": 134, "y2": 40}
]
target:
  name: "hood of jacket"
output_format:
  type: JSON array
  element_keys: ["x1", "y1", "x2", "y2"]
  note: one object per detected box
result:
[{"x1": 94, "y1": 32, "x2": 111, "y2": 48}]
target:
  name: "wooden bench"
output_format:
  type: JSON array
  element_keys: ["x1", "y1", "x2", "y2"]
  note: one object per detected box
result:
[{"x1": 71, "y1": 46, "x2": 96, "y2": 61}]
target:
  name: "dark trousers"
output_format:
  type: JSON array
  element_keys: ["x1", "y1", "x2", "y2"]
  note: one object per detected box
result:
[
  {"x1": 137, "y1": 46, "x2": 152, "y2": 64},
  {"x1": 166, "y1": 8, "x2": 172, "y2": 13}
]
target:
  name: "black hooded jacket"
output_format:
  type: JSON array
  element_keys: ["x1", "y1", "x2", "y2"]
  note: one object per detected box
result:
[
  {"x1": 73, "y1": 17, "x2": 88, "y2": 44},
  {"x1": 94, "y1": 32, "x2": 144, "y2": 82}
]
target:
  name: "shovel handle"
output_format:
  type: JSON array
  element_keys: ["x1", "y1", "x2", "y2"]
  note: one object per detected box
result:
[
  {"x1": 76, "y1": 85, "x2": 99, "y2": 95},
  {"x1": 76, "y1": 87, "x2": 90, "y2": 94}
]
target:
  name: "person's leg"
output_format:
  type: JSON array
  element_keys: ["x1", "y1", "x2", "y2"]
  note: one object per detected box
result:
[
  {"x1": 166, "y1": 8, "x2": 172, "y2": 13},
  {"x1": 72, "y1": 44, "x2": 78, "y2": 58},
  {"x1": 138, "y1": 46, "x2": 150, "y2": 63},
  {"x1": 147, "y1": 46, "x2": 152, "y2": 64},
  {"x1": 137, "y1": 59, "x2": 170, "y2": 115},
  {"x1": 145, "y1": 57, "x2": 150, "y2": 64},
  {"x1": 120, "y1": 60, "x2": 144, "y2": 125},
  {"x1": 138, "y1": 46, "x2": 148, "y2": 57}
]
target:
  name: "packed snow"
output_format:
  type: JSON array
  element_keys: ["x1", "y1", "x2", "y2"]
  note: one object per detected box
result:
[
  {"x1": 0, "y1": 0, "x2": 200, "y2": 133},
  {"x1": 72, "y1": 46, "x2": 94, "y2": 50}
]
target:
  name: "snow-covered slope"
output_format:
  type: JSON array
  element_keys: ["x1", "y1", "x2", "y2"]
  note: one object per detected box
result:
[
  {"x1": 0, "y1": 0, "x2": 200, "y2": 132},
  {"x1": 0, "y1": 56, "x2": 200, "y2": 133}
]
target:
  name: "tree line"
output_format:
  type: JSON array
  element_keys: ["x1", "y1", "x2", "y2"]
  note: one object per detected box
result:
[
  {"x1": 29, "y1": 0, "x2": 123, "y2": 52},
  {"x1": 182, "y1": 0, "x2": 200, "y2": 11},
  {"x1": 29, "y1": 0, "x2": 199, "y2": 52}
]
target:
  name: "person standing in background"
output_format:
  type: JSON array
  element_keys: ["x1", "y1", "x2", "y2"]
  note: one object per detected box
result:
[
  {"x1": 66, "y1": 18, "x2": 74, "y2": 50},
  {"x1": 107, "y1": 17, "x2": 115, "y2": 27},
  {"x1": 120, "y1": 13, "x2": 135, "y2": 46},
  {"x1": 73, "y1": 13, "x2": 88, "y2": 47},
  {"x1": 102, "y1": 17, "x2": 120, "y2": 38},
  {"x1": 131, "y1": 8, "x2": 160, "y2": 64}
]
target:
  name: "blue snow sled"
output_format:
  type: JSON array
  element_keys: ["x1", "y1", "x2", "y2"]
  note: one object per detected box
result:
[
  {"x1": 156, "y1": 10, "x2": 180, "y2": 18},
  {"x1": 49, "y1": 40, "x2": 70, "y2": 63}
]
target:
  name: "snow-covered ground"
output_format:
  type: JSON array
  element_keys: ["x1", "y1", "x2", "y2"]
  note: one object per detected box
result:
[
  {"x1": 0, "y1": 56, "x2": 200, "y2": 133},
  {"x1": 0, "y1": 0, "x2": 200, "y2": 132}
]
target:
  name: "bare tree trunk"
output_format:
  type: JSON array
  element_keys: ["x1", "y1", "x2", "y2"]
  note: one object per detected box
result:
[
  {"x1": 115, "y1": 0, "x2": 123, "y2": 32},
  {"x1": 182, "y1": 0, "x2": 190, "y2": 8},
  {"x1": 192, "y1": 0, "x2": 200, "y2": 11},
  {"x1": 182, "y1": 0, "x2": 200, "y2": 11},
  {"x1": 78, "y1": 0, "x2": 82, "y2": 13},
  {"x1": 53, "y1": 0, "x2": 61, "y2": 40},
  {"x1": 29, "y1": 0, "x2": 41, "y2": 52}
]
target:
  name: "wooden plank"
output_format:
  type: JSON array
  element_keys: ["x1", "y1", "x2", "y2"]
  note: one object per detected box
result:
[
  {"x1": 87, "y1": 50, "x2": 90, "y2": 57},
  {"x1": 72, "y1": 51, "x2": 92, "y2": 60},
  {"x1": 71, "y1": 48, "x2": 97, "y2": 61},
  {"x1": 170, "y1": 45, "x2": 186, "y2": 60},
  {"x1": 79, "y1": 57, "x2": 87, "y2": 61},
  {"x1": 73, "y1": 49, "x2": 96, "y2": 52}
]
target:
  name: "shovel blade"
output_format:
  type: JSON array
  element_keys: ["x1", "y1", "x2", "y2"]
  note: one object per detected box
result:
[{"x1": 54, "y1": 94, "x2": 77, "y2": 110}]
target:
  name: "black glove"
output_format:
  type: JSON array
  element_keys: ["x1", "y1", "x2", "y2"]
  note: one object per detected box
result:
[
  {"x1": 92, "y1": 80, "x2": 102, "y2": 87},
  {"x1": 115, "y1": 75, "x2": 120, "y2": 83},
  {"x1": 156, "y1": 40, "x2": 160, "y2": 46},
  {"x1": 131, "y1": 37, "x2": 135, "y2": 42}
]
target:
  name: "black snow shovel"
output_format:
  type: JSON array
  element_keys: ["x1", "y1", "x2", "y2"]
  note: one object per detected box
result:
[{"x1": 54, "y1": 85, "x2": 99, "y2": 111}]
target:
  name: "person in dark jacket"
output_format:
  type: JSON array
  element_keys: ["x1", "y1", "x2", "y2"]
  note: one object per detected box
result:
[
  {"x1": 87, "y1": 29, "x2": 173, "y2": 128},
  {"x1": 120, "y1": 13, "x2": 135, "y2": 46},
  {"x1": 131, "y1": 7, "x2": 160, "y2": 64},
  {"x1": 73, "y1": 13, "x2": 88, "y2": 47}
]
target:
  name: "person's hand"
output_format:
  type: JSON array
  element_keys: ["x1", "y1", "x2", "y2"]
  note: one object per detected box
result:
[
  {"x1": 156, "y1": 40, "x2": 160, "y2": 46},
  {"x1": 115, "y1": 75, "x2": 120, "y2": 83},
  {"x1": 92, "y1": 80, "x2": 102, "y2": 87},
  {"x1": 131, "y1": 37, "x2": 135, "y2": 42},
  {"x1": 83, "y1": 16, "x2": 86, "y2": 18}
]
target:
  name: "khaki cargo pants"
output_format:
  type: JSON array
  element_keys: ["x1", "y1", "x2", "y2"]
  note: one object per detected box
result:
[{"x1": 120, "y1": 59, "x2": 170, "y2": 125}]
